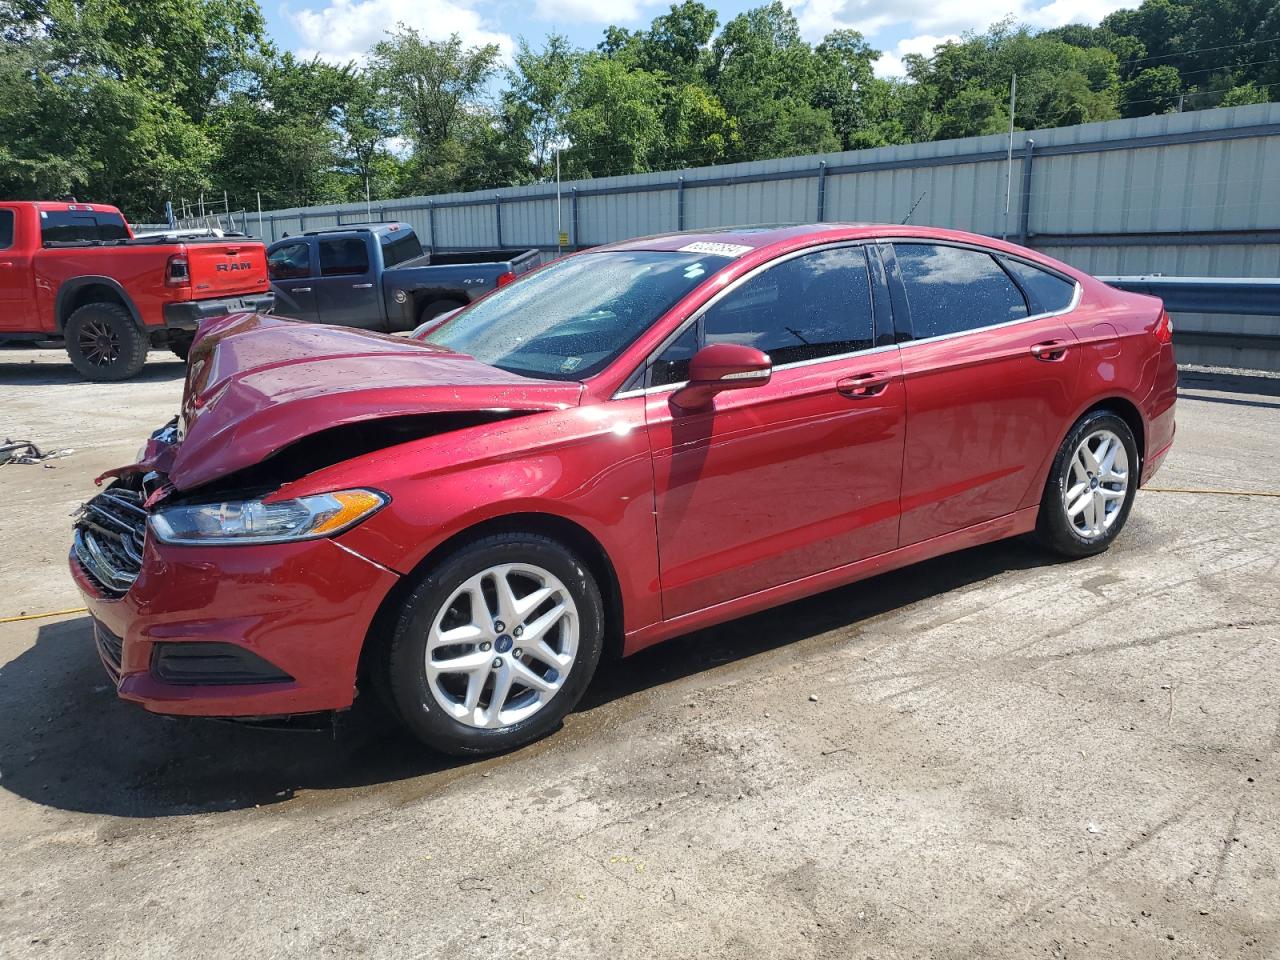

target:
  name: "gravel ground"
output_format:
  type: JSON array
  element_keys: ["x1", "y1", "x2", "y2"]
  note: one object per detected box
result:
[{"x1": 1, "y1": 347, "x2": 1278, "y2": 960}]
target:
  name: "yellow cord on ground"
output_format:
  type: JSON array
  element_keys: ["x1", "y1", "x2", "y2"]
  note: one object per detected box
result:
[
  {"x1": 0, "y1": 607, "x2": 87, "y2": 624},
  {"x1": 1146, "y1": 487, "x2": 1280, "y2": 498}
]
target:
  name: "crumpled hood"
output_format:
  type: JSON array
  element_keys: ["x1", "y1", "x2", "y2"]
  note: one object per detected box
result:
[{"x1": 165, "y1": 313, "x2": 583, "y2": 491}]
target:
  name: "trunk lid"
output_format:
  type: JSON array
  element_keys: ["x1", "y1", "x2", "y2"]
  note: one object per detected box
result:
[
  {"x1": 165, "y1": 313, "x2": 582, "y2": 491},
  {"x1": 183, "y1": 240, "x2": 270, "y2": 298}
]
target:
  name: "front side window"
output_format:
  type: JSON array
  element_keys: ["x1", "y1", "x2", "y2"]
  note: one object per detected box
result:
[
  {"x1": 425, "y1": 250, "x2": 730, "y2": 380},
  {"x1": 893, "y1": 243, "x2": 1028, "y2": 339},
  {"x1": 650, "y1": 246, "x2": 874, "y2": 385},
  {"x1": 268, "y1": 241, "x2": 311, "y2": 280},
  {"x1": 319, "y1": 237, "x2": 370, "y2": 276}
]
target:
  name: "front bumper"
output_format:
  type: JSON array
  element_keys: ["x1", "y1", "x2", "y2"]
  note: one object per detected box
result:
[
  {"x1": 69, "y1": 531, "x2": 399, "y2": 718},
  {"x1": 163, "y1": 293, "x2": 275, "y2": 331}
]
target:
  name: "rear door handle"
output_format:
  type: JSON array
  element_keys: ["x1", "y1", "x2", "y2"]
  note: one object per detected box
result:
[
  {"x1": 837, "y1": 371, "x2": 892, "y2": 397},
  {"x1": 1030, "y1": 339, "x2": 1069, "y2": 362},
  {"x1": 352, "y1": 282, "x2": 373, "y2": 289}
]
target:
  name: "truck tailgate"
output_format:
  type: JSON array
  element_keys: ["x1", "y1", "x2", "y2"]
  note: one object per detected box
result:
[{"x1": 185, "y1": 241, "x2": 270, "y2": 299}]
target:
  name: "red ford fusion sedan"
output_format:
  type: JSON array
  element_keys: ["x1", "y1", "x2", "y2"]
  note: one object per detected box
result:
[{"x1": 71, "y1": 223, "x2": 1177, "y2": 755}]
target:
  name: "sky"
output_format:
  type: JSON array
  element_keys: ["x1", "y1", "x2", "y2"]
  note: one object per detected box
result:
[{"x1": 264, "y1": 0, "x2": 1137, "y2": 78}]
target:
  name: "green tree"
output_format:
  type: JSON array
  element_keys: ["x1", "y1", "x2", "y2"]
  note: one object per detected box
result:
[
  {"x1": 503, "y1": 34, "x2": 577, "y2": 181},
  {"x1": 563, "y1": 54, "x2": 665, "y2": 177}
]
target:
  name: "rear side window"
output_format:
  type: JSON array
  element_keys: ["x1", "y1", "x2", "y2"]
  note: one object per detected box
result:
[
  {"x1": 696, "y1": 246, "x2": 873, "y2": 367},
  {"x1": 380, "y1": 228, "x2": 421, "y2": 267},
  {"x1": 39, "y1": 209, "x2": 128, "y2": 242},
  {"x1": 894, "y1": 243, "x2": 1027, "y2": 339},
  {"x1": 268, "y1": 241, "x2": 311, "y2": 280},
  {"x1": 999, "y1": 256, "x2": 1077, "y2": 314},
  {"x1": 0, "y1": 210, "x2": 12, "y2": 249},
  {"x1": 319, "y1": 237, "x2": 370, "y2": 276}
]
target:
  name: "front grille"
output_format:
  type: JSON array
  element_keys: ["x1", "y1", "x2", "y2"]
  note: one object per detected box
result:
[
  {"x1": 74, "y1": 485, "x2": 147, "y2": 598},
  {"x1": 94, "y1": 620, "x2": 124, "y2": 682}
]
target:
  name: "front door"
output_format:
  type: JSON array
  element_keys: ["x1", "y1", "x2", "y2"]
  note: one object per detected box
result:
[
  {"x1": 645, "y1": 245, "x2": 906, "y2": 620},
  {"x1": 886, "y1": 241, "x2": 1083, "y2": 546},
  {"x1": 267, "y1": 239, "x2": 319, "y2": 323}
]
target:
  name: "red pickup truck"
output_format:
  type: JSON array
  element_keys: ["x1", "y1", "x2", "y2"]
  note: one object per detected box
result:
[{"x1": 0, "y1": 201, "x2": 273, "y2": 380}]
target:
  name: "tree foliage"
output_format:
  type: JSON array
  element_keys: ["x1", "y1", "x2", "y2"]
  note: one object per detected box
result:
[{"x1": 1, "y1": 0, "x2": 1276, "y2": 220}]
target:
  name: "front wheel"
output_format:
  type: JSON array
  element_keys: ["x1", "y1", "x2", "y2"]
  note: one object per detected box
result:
[
  {"x1": 385, "y1": 532, "x2": 605, "y2": 756},
  {"x1": 1037, "y1": 410, "x2": 1139, "y2": 558}
]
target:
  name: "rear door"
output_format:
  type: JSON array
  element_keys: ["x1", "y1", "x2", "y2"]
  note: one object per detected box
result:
[
  {"x1": 313, "y1": 235, "x2": 384, "y2": 330},
  {"x1": 267, "y1": 239, "x2": 319, "y2": 322},
  {"x1": 645, "y1": 244, "x2": 905, "y2": 619},
  {"x1": 886, "y1": 241, "x2": 1082, "y2": 546},
  {"x1": 0, "y1": 207, "x2": 33, "y2": 330}
]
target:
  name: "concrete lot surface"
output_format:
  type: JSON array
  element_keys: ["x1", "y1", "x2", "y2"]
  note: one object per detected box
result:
[{"x1": 1, "y1": 348, "x2": 1278, "y2": 959}]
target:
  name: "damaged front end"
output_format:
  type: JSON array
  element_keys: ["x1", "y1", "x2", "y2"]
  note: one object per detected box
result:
[{"x1": 69, "y1": 312, "x2": 584, "y2": 721}]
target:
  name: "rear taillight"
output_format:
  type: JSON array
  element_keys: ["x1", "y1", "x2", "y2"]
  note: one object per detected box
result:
[
  {"x1": 496, "y1": 271, "x2": 516, "y2": 288},
  {"x1": 1154, "y1": 308, "x2": 1173, "y2": 344},
  {"x1": 165, "y1": 254, "x2": 190, "y2": 287}
]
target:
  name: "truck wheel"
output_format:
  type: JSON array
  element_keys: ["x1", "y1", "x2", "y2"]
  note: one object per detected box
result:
[
  {"x1": 169, "y1": 332, "x2": 195, "y2": 362},
  {"x1": 65, "y1": 303, "x2": 149, "y2": 381},
  {"x1": 418, "y1": 298, "x2": 466, "y2": 325}
]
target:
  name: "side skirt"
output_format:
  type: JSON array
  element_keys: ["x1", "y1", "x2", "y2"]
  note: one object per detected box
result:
[{"x1": 622, "y1": 505, "x2": 1041, "y2": 655}]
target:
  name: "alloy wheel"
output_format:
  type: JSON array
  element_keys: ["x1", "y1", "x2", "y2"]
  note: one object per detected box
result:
[
  {"x1": 424, "y1": 563, "x2": 579, "y2": 729},
  {"x1": 1063, "y1": 428, "x2": 1129, "y2": 539},
  {"x1": 79, "y1": 318, "x2": 121, "y2": 367}
]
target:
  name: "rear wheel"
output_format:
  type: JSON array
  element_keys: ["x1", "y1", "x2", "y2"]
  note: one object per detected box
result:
[
  {"x1": 1037, "y1": 410, "x2": 1138, "y2": 558},
  {"x1": 169, "y1": 331, "x2": 194, "y2": 362},
  {"x1": 65, "y1": 302, "x2": 149, "y2": 381},
  {"x1": 385, "y1": 532, "x2": 604, "y2": 756},
  {"x1": 417, "y1": 298, "x2": 466, "y2": 325}
]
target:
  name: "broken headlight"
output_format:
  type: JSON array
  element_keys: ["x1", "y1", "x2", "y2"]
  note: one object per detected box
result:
[{"x1": 150, "y1": 489, "x2": 387, "y2": 545}]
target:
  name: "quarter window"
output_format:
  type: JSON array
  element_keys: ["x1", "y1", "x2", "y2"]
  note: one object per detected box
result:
[
  {"x1": 268, "y1": 241, "x2": 311, "y2": 280},
  {"x1": 894, "y1": 243, "x2": 1028, "y2": 339},
  {"x1": 999, "y1": 256, "x2": 1077, "y2": 314},
  {"x1": 651, "y1": 246, "x2": 874, "y2": 385},
  {"x1": 319, "y1": 237, "x2": 370, "y2": 277}
]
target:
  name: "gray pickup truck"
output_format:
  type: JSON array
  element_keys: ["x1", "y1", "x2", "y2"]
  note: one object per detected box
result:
[{"x1": 265, "y1": 223, "x2": 540, "y2": 331}]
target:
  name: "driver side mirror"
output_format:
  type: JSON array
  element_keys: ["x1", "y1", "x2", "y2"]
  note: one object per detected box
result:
[{"x1": 671, "y1": 343, "x2": 772, "y2": 410}]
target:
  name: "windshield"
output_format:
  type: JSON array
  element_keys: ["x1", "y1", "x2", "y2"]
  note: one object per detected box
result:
[{"x1": 424, "y1": 250, "x2": 729, "y2": 379}]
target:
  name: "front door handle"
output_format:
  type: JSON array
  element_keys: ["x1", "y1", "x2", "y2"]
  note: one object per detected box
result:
[
  {"x1": 293, "y1": 287, "x2": 312, "y2": 293},
  {"x1": 352, "y1": 282, "x2": 373, "y2": 289},
  {"x1": 1030, "y1": 339, "x2": 1069, "y2": 362},
  {"x1": 837, "y1": 371, "x2": 892, "y2": 397}
]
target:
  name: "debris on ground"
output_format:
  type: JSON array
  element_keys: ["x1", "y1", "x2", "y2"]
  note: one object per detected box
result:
[{"x1": 0, "y1": 438, "x2": 74, "y2": 466}]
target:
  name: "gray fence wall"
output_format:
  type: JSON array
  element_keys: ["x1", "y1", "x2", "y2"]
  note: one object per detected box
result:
[{"x1": 248, "y1": 103, "x2": 1280, "y2": 371}]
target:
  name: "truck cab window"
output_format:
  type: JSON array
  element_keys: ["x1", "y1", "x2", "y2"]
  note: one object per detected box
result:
[
  {"x1": 319, "y1": 238, "x2": 370, "y2": 277},
  {"x1": 268, "y1": 241, "x2": 311, "y2": 280},
  {"x1": 380, "y1": 229, "x2": 422, "y2": 267},
  {"x1": 0, "y1": 210, "x2": 13, "y2": 249}
]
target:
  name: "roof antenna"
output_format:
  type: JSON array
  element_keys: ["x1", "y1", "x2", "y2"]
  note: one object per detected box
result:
[{"x1": 901, "y1": 191, "x2": 927, "y2": 225}]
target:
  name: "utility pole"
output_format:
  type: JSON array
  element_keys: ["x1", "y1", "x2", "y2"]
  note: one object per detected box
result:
[
  {"x1": 365, "y1": 177, "x2": 372, "y2": 221},
  {"x1": 1003, "y1": 73, "x2": 1017, "y2": 241},
  {"x1": 556, "y1": 147, "x2": 563, "y2": 256},
  {"x1": 257, "y1": 191, "x2": 263, "y2": 239}
]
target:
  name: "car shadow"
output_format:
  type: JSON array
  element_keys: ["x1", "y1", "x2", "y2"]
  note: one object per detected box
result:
[
  {"x1": 1178, "y1": 368, "x2": 1280, "y2": 398},
  {"x1": 0, "y1": 351, "x2": 186, "y2": 386},
  {"x1": 0, "y1": 536, "x2": 1057, "y2": 819}
]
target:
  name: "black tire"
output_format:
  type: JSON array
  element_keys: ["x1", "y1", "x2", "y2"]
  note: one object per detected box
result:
[
  {"x1": 386, "y1": 532, "x2": 605, "y2": 756},
  {"x1": 169, "y1": 331, "x2": 194, "y2": 362},
  {"x1": 1037, "y1": 410, "x2": 1139, "y2": 558},
  {"x1": 417, "y1": 298, "x2": 466, "y2": 326},
  {"x1": 65, "y1": 302, "x2": 148, "y2": 381}
]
